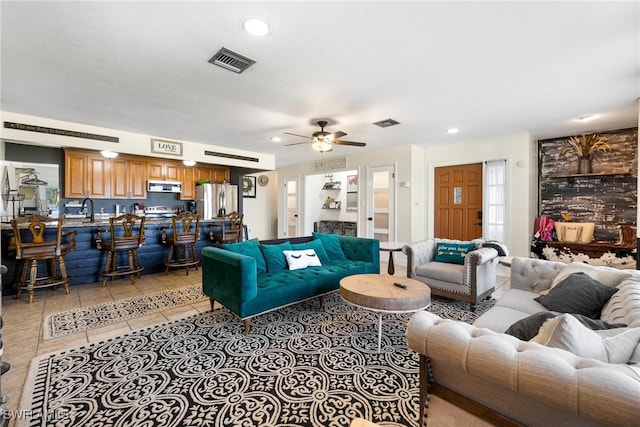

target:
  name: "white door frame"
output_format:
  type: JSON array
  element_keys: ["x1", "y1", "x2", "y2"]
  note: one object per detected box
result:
[
  {"x1": 283, "y1": 175, "x2": 300, "y2": 238},
  {"x1": 365, "y1": 164, "x2": 396, "y2": 242}
]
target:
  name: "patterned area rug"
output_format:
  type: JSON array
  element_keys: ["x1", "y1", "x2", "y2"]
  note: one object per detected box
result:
[
  {"x1": 43, "y1": 284, "x2": 207, "y2": 340},
  {"x1": 22, "y1": 292, "x2": 494, "y2": 427}
]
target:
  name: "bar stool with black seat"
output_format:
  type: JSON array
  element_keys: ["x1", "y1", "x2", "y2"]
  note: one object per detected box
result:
[
  {"x1": 208, "y1": 211, "x2": 244, "y2": 244},
  {"x1": 161, "y1": 212, "x2": 200, "y2": 275},
  {"x1": 95, "y1": 213, "x2": 145, "y2": 287},
  {"x1": 9, "y1": 214, "x2": 76, "y2": 303}
]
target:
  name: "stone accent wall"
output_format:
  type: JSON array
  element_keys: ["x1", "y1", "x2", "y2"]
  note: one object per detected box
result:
[{"x1": 538, "y1": 128, "x2": 638, "y2": 242}]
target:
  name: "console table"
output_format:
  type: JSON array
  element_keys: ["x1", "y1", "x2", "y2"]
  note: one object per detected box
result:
[{"x1": 531, "y1": 240, "x2": 637, "y2": 268}]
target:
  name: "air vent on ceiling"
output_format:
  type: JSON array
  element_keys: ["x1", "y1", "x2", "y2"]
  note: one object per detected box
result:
[
  {"x1": 204, "y1": 150, "x2": 259, "y2": 163},
  {"x1": 373, "y1": 118, "x2": 401, "y2": 128},
  {"x1": 208, "y1": 47, "x2": 256, "y2": 74}
]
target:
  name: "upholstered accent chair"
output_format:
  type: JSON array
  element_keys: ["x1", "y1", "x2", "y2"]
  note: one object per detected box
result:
[{"x1": 402, "y1": 238, "x2": 500, "y2": 310}]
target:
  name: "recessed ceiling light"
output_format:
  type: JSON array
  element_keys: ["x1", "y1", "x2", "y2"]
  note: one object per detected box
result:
[
  {"x1": 270, "y1": 136, "x2": 281, "y2": 143},
  {"x1": 243, "y1": 17, "x2": 271, "y2": 36},
  {"x1": 183, "y1": 160, "x2": 196, "y2": 167},
  {"x1": 577, "y1": 115, "x2": 595, "y2": 122},
  {"x1": 446, "y1": 128, "x2": 459, "y2": 134}
]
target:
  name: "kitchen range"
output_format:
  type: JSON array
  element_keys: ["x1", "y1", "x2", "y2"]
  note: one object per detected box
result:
[{"x1": 143, "y1": 206, "x2": 179, "y2": 219}]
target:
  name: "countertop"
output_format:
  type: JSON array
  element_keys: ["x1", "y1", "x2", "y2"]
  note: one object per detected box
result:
[{"x1": 1, "y1": 216, "x2": 227, "y2": 230}]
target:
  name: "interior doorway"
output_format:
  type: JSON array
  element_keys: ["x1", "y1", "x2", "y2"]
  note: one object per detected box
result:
[
  {"x1": 284, "y1": 177, "x2": 299, "y2": 238},
  {"x1": 366, "y1": 165, "x2": 395, "y2": 242},
  {"x1": 434, "y1": 163, "x2": 483, "y2": 240}
]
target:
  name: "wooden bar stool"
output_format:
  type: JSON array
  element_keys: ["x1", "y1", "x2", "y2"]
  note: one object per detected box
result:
[
  {"x1": 161, "y1": 212, "x2": 200, "y2": 275},
  {"x1": 208, "y1": 211, "x2": 244, "y2": 244},
  {"x1": 95, "y1": 213, "x2": 145, "y2": 286},
  {"x1": 9, "y1": 215, "x2": 76, "y2": 303}
]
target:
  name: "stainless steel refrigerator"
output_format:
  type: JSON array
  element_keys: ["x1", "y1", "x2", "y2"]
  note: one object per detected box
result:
[{"x1": 195, "y1": 183, "x2": 238, "y2": 219}]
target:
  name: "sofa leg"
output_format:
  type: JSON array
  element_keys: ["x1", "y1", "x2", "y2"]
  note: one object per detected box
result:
[
  {"x1": 470, "y1": 303, "x2": 476, "y2": 312},
  {"x1": 209, "y1": 297, "x2": 215, "y2": 311},
  {"x1": 243, "y1": 318, "x2": 251, "y2": 335},
  {"x1": 419, "y1": 354, "x2": 432, "y2": 427},
  {"x1": 318, "y1": 295, "x2": 325, "y2": 309}
]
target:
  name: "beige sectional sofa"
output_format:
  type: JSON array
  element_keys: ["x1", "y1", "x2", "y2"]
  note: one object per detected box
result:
[{"x1": 407, "y1": 257, "x2": 640, "y2": 427}]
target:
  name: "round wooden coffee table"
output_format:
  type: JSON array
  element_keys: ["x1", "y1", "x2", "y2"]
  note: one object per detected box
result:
[{"x1": 340, "y1": 274, "x2": 431, "y2": 351}]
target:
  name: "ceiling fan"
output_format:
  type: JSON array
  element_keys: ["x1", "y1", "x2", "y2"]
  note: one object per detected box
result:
[{"x1": 284, "y1": 120, "x2": 366, "y2": 153}]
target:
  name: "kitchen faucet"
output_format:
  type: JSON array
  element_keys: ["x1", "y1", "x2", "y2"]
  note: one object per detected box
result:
[{"x1": 81, "y1": 197, "x2": 94, "y2": 222}]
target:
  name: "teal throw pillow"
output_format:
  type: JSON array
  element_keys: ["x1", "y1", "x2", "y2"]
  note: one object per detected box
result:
[
  {"x1": 291, "y1": 239, "x2": 330, "y2": 265},
  {"x1": 434, "y1": 242, "x2": 476, "y2": 265},
  {"x1": 223, "y1": 238, "x2": 267, "y2": 274},
  {"x1": 312, "y1": 232, "x2": 346, "y2": 261},
  {"x1": 260, "y1": 241, "x2": 292, "y2": 272}
]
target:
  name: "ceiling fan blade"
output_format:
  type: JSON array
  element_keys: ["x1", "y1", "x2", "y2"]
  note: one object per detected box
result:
[
  {"x1": 333, "y1": 139, "x2": 366, "y2": 147},
  {"x1": 332, "y1": 131, "x2": 347, "y2": 139},
  {"x1": 283, "y1": 141, "x2": 310, "y2": 147},
  {"x1": 284, "y1": 132, "x2": 311, "y2": 139}
]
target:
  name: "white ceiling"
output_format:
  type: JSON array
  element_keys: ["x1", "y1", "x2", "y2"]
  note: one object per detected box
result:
[{"x1": 1, "y1": 1, "x2": 638, "y2": 168}]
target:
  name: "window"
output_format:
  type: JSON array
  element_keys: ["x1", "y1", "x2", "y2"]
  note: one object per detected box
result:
[{"x1": 484, "y1": 159, "x2": 507, "y2": 243}]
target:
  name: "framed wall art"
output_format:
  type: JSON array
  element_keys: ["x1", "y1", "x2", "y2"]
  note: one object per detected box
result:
[
  {"x1": 346, "y1": 175, "x2": 358, "y2": 192},
  {"x1": 242, "y1": 176, "x2": 256, "y2": 198}
]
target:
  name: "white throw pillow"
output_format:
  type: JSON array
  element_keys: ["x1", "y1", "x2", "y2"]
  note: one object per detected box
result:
[
  {"x1": 283, "y1": 249, "x2": 322, "y2": 270},
  {"x1": 531, "y1": 314, "x2": 640, "y2": 364}
]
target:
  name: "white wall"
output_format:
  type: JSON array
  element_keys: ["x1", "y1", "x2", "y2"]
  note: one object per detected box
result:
[
  {"x1": 276, "y1": 135, "x2": 534, "y2": 257},
  {"x1": 0, "y1": 111, "x2": 276, "y2": 170},
  {"x1": 242, "y1": 171, "x2": 278, "y2": 240},
  {"x1": 424, "y1": 132, "x2": 534, "y2": 257},
  {"x1": 276, "y1": 144, "x2": 425, "y2": 244}
]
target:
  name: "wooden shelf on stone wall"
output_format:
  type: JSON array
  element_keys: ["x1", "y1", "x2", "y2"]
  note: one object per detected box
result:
[{"x1": 549, "y1": 170, "x2": 633, "y2": 179}]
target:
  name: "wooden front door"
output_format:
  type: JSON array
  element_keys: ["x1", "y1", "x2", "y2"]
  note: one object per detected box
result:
[{"x1": 434, "y1": 163, "x2": 483, "y2": 240}]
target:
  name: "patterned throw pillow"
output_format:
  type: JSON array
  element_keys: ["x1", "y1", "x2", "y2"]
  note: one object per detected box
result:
[
  {"x1": 291, "y1": 239, "x2": 330, "y2": 264},
  {"x1": 434, "y1": 242, "x2": 476, "y2": 265},
  {"x1": 283, "y1": 249, "x2": 322, "y2": 270}
]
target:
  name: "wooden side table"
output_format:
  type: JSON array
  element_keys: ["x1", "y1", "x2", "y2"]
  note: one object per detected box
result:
[
  {"x1": 379, "y1": 242, "x2": 405, "y2": 275},
  {"x1": 340, "y1": 274, "x2": 431, "y2": 351}
]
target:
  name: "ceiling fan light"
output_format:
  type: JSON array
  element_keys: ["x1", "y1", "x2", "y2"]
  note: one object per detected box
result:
[{"x1": 312, "y1": 140, "x2": 332, "y2": 153}]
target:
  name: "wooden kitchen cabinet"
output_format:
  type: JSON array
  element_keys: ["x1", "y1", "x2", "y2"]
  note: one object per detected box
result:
[
  {"x1": 148, "y1": 160, "x2": 180, "y2": 181},
  {"x1": 180, "y1": 165, "x2": 196, "y2": 200},
  {"x1": 212, "y1": 167, "x2": 229, "y2": 183},
  {"x1": 112, "y1": 156, "x2": 147, "y2": 199},
  {"x1": 64, "y1": 149, "x2": 110, "y2": 198},
  {"x1": 195, "y1": 166, "x2": 229, "y2": 184}
]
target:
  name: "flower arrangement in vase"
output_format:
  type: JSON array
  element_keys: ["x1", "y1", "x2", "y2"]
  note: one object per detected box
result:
[{"x1": 561, "y1": 133, "x2": 611, "y2": 174}]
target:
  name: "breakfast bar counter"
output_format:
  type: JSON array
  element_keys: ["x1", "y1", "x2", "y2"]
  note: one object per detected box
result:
[{"x1": 1, "y1": 217, "x2": 229, "y2": 293}]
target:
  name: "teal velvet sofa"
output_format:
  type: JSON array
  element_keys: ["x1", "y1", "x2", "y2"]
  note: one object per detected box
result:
[{"x1": 201, "y1": 233, "x2": 380, "y2": 333}]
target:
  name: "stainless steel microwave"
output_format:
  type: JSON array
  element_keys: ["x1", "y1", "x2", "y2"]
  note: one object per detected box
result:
[{"x1": 147, "y1": 181, "x2": 182, "y2": 193}]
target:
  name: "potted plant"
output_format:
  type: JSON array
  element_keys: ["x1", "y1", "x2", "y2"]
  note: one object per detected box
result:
[{"x1": 561, "y1": 133, "x2": 611, "y2": 174}]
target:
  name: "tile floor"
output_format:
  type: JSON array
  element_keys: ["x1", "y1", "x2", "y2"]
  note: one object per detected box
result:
[{"x1": 0, "y1": 259, "x2": 510, "y2": 422}]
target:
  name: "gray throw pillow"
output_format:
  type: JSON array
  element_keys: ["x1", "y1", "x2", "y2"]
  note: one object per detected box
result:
[
  {"x1": 534, "y1": 272, "x2": 619, "y2": 319},
  {"x1": 505, "y1": 311, "x2": 627, "y2": 341}
]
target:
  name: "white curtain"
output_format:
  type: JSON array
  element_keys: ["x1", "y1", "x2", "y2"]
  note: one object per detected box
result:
[{"x1": 484, "y1": 159, "x2": 507, "y2": 243}]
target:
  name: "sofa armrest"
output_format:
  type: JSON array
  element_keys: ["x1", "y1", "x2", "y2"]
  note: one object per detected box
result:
[
  {"x1": 201, "y1": 246, "x2": 258, "y2": 315},
  {"x1": 402, "y1": 240, "x2": 436, "y2": 277},
  {"x1": 407, "y1": 311, "x2": 640, "y2": 427},
  {"x1": 466, "y1": 247, "x2": 498, "y2": 265},
  {"x1": 339, "y1": 235, "x2": 380, "y2": 267}
]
